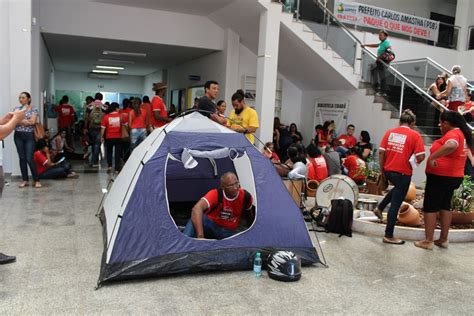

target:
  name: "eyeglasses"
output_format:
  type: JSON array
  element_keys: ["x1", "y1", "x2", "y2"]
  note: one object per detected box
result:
[{"x1": 225, "y1": 181, "x2": 240, "y2": 189}]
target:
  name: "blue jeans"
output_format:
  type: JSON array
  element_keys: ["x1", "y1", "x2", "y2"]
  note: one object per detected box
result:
[
  {"x1": 130, "y1": 128, "x2": 146, "y2": 151},
  {"x1": 88, "y1": 128, "x2": 101, "y2": 165},
  {"x1": 14, "y1": 131, "x2": 39, "y2": 181},
  {"x1": 377, "y1": 171, "x2": 412, "y2": 238},
  {"x1": 39, "y1": 162, "x2": 71, "y2": 179},
  {"x1": 183, "y1": 216, "x2": 237, "y2": 239}
]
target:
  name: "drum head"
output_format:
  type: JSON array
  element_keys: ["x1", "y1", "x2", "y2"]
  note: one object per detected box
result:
[{"x1": 316, "y1": 175, "x2": 359, "y2": 208}]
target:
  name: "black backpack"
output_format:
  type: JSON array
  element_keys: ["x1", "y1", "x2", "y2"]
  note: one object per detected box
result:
[{"x1": 325, "y1": 199, "x2": 353, "y2": 237}]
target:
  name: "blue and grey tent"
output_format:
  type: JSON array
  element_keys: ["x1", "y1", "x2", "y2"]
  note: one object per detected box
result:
[{"x1": 98, "y1": 112, "x2": 319, "y2": 286}]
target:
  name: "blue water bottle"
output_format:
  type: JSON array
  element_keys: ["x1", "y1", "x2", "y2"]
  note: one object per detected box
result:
[{"x1": 253, "y1": 252, "x2": 262, "y2": 277}]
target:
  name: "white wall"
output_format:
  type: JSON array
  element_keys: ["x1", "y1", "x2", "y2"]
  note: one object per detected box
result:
[
  {"x1": 0, "y1": 0, "x2": 32, "y2": 175},
  {"x1": 38, "y1": 0, "x2": 225, "y2": 51},
  {"x1": 238, "y1": 44, "x2": 303, "y2": 127},
  {"x1": 143, "y1": 70, "x2": 163, "y2": 98},
  {"x1": 55, "y1": 71, "x2": 144, "y2": 94},
  {"x1": 168, "y1": 51, "x2": 227, "y2": 107}
]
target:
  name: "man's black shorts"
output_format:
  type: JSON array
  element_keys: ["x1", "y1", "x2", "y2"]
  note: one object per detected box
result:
[{"x1": 423, "y1": 173, "x2": 463, "y2": 213}]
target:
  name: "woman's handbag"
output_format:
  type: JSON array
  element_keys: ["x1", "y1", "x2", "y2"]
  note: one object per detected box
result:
[
  {"x1": 34, "y1": 122, "x2": 45, "y2": 141},
  {"x1": 121, "y1": 124, "x2": 129, "y2": 141}
]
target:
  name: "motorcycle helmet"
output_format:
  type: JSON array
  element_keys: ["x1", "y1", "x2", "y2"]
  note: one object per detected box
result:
[{"x1": 267, "y1": 251, "x2": 302, "y2": 282}]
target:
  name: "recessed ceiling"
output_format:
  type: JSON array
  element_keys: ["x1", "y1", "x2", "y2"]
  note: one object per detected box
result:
[
  {"x1": 42, "y1": 33, "x2": 218, "y2": 76},
  {"x1": 94, "y1": 0, "x2": 234, "y2": 16}
]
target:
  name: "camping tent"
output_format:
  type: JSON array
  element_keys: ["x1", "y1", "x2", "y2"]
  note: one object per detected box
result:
[{"x1": 98, "y1": 112, "x2": 319, "y2": 286}]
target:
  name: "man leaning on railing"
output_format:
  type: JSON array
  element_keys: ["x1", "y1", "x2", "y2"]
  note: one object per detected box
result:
[{"x1": 362, "y1": 30, "x2": 392, "y2": 97}]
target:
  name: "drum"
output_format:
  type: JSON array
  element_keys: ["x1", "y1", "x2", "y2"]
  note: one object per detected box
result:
[{"x1": 315, "y1": 175, "x2": 359, "y2": 208}]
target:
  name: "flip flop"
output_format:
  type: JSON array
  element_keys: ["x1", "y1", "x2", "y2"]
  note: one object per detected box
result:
[
  {"x1": 383, "y1": 237, "x2": 405, "y2": 245},
  {"x1": 19, "y1": 182, "x2": 29, "y2": 188}
]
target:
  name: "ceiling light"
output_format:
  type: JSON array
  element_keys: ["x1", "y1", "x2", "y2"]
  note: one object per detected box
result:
[
  {"x1": 96, "y1": 65, "x2": 125, "y2": 70},
  {"x1": 92, "y1": 70, "x2": 118, "y2": 74},
  {"x1": 98, "y1": 58, "x2": 135, "y2": 65},
  {"x1": 102, "y1": 50, "x2": 146, "y2": 58}
]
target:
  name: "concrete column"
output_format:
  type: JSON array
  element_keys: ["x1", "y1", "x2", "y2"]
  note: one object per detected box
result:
[
  {"x1": 223, "y1": 29, "x2": 240, "y2": 116},
  {"x1": 255, "y1": 1, "x2": 281, "y2": 147},
  {"x1": 455, "y1": 0, "x2": 473, "y2": 51},
  {"x1": 0, "y1": 0, "x2": 32, "y2": 175}
]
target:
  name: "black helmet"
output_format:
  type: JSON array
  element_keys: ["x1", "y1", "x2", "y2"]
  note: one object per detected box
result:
[{"x1": 267, "y1": 251, "x2": 302, "y2": 282}]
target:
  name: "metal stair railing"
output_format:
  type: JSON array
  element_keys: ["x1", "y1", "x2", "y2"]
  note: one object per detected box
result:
[
  {"x1": 275, "y1": 0, "x2": 472, "y2": 136},
  {"x1": 391, "y1": 57, "x2": 474, "y2": 91}
]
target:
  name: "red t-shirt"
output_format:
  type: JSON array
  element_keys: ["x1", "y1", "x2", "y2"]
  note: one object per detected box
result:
[
  {"x1": 335, "y1": 134, "x2": 357, "y2": 149},
  {"x1": 426, "y1": 128, "x2": 467, "y2": 178},
  {"x1": 151, "y1": 96, "x2": 168, "y2": 128},
  {"x1": 130, "y1": 109, "x2": 147, "y2": 129},
  {"x1": 379, "y1": 126, "x2": 425, "y2": 176},
  {"x1": 33, "y1": 151, "x2": 48, "y2": 175},
  {"x1": 119, "y1": 108, "x2": 132, "y2": 126},
  {"x1": 54, "y1": 104, "x2": 75, "y2": 128},
  {"x1": 101, "y1": 112, "x2": 122, "y2": 139},
  {"x1": 343, "y1": 155, "x2": 366, "y2": 183},
  {"x1": 307, "y1": 156, "x2": 329, "y2": 182},
  {"x1": 203, "y1": 188, "x2": 253, "y2": 230}
]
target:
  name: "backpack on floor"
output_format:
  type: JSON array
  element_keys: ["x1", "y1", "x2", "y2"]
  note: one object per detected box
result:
[{"x1": 325, "y1": 199, "x2": 353, "y2": 237}]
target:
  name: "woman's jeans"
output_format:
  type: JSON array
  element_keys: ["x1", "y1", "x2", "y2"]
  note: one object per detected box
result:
[
  {"x1": 377, "y1": 171, "x2": 411, "y2": 238},
  {"x1": 105, "y1": 138, "x2": 123, "y2": 171},
  {"x1": 371, "y1": 60, "x2": 387, "y2": 92},
  {"x1": 39, "y1": 162, "x2": 71, "y2": 179},
  {"x1": 130, "y1": 128, "x2": 147, "y2": 151},
  {"x1": 14, "y1": 131, "x2": 39, "y2": 181}
]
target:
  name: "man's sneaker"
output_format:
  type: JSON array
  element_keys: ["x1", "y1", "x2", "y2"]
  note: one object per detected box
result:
[{"x1": 0, "y1": 253, "x2": 16, "y2": 264}]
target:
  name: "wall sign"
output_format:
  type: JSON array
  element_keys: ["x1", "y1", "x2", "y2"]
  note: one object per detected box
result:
[
  {"x1": 314, "y1": 97, "x2": 349, "y2": 136},
  {"x1": 334, "y1": 1, "x2": 440, "y2": 42}
]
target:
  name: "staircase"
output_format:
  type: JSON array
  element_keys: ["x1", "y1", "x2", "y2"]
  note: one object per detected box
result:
[{"x1": 277, "y1": 0, "x2": 464, "y2": 143}]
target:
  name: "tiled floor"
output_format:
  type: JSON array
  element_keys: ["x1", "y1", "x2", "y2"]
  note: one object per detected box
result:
[{"x1": 1, "y1": 166, "x2": 473, "y2": 314}]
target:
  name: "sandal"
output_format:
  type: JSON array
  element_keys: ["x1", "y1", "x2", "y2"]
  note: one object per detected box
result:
[
  {"x1": 19, "y1": 182, "x2": 29, "y2": 188},
  {"x1": 434, "y1": 239, "x2": 449, "y2": 248},
  {"x1": 383, "y1": 237, "x2": 405, "y2": 245},
  {"x1": 414, "y1": 240, "x2": 433, "y2": 250},
  {"x1": 34, "y1": 182, "x2": 42, "y2": 188}
]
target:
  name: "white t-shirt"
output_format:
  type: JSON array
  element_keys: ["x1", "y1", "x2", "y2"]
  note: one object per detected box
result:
[{"x1": 448, "y1": 74, "x2": 467, "y2": 102}]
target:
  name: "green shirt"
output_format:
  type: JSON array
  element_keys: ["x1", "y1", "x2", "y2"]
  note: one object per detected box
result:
[{"x1": 377, "y1": 40, "x2": 391, "y2": 57}]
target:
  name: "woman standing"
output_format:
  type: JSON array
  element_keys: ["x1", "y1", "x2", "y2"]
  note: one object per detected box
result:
[
  {"x1": 13, "y1": 92, "x2": 41, "y2": 188},
  {"x1": 100, "y1": 102, "x2": 123, "y2": 173},
  {"x1": 129, "y1": 98, "x2": 149, "y2": 151},
  {"x1": 289, "y1": 123, "x2": 303, "y2": 144},
  {"x1": 415, "y1": 111, "x2": 471, "y2": 250}
]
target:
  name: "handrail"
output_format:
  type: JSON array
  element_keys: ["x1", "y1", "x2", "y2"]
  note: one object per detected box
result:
[
  {"x1": 391, "y1": 57, "x2": 474, "y2": 90},
  {"x1": 311, "y1": 0, "x2": 451, "y2": 113}
]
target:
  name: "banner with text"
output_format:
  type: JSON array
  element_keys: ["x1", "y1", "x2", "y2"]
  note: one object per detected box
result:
[
  {"x1": 314, "y1": 98, "x2": 349, "y2": 136},
  {"x1": 334, "y1": 1, "x2": 440, "y2": 42}
]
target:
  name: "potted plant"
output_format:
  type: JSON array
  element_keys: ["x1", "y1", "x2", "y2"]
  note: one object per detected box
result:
[
  {"x1": 450, "y1": 175, "x2": 474, "y2": 225},
  {"x1": 364, "y1": 159, "x2": 384, "y2": 195}
]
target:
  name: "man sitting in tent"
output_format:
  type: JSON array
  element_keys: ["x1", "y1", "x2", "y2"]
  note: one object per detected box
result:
[{"x1": 183, "y1": 172, "x2": 254, "y2": 239}]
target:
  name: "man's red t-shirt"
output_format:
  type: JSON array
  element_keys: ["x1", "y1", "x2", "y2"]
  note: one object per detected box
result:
[
  {"x1": 307, "y1": 156, "x2": 328, "y2": 182},
  {"x1": 151, "y1": 96, "x2": 168, "y2": 128},
  {"x1": 343, "y1": 155, "x2": 366, "y2": 183},
  {"x1": 379, "y1": 126, "x2": 425, "y2": 176},
  {"x1": 130, "y1": 109, "x2": 147, "y2": 129},
  {"x1": 203, "y1": 188, "x2": 253, "y2": 230},
  {"x1": 101, "y1": 112, "x2": 122, "y2": 139},
  {"x1": 426, "y1": 128, "x2": 466, "y2": 178},
  {"x1": 33, "y1": 151, "x2": 48, "y2": 175},
  {"x1": 54, "y1": 104, "x2": 75, "y2": 128},
  {"x1": 335, "y1": 134, "x2": 357, "y2": 149}
]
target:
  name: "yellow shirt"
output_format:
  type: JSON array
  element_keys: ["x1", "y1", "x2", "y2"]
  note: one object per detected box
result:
[{"x1": 227, "y1": 106, "x2": 259, "y2": 144}]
